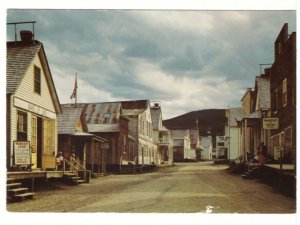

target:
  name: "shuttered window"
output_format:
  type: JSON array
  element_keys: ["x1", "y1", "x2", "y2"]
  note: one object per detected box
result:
[{"x1": 34, "y1": 66, "x2": 41, "y2": 94}]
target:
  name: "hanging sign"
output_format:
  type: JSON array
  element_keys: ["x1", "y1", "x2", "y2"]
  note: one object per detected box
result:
[
  {"x1": 14, "y1": 141, "x2": 31, "y2": 165},
  {"x1": 100, "y1": 142, "x2": 109, "y2": 150},
  {"x1": 263, "y1": 118, "x2": 279, "y2": 129}
]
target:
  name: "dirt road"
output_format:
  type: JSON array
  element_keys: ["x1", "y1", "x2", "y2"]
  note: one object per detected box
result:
[{"x1": 6, "y1": 161, "x2": 296, "y2": 213}]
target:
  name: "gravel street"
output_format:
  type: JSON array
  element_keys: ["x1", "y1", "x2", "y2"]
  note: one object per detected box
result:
[{"x1": 6, "y1": 161, "x2": 296, "y2": 213}]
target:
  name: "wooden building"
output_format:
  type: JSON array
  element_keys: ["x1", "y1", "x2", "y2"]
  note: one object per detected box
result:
[
  {"x1": 170, "y1": 129, "x2": 191, "y2": 161},
  {"x1": 270, "y1": 23, "x2": 296, "y2": 165},
  {"x1": 57, "y1": 104, "x2": 107, "y2": 173},
  {"x1": 6, "y1": 30, "x2": 62, "y2": 171},
  {"x1": 83, "y1": 102, "x2": 130, "y2": 172},
  {"x1": 150, "y1": 103, "x2": 173, "y2": 165},
  {"x1": 225, "y1": 108, "x2": 242, "y2": 160},
  {"x1": 121, "y1": 100, "x2": 158, "y2": 165}
]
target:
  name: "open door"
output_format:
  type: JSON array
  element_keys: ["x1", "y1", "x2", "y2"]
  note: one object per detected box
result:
[{"x1": 42, "y1": 118, "x2": 56, "y2": 169}]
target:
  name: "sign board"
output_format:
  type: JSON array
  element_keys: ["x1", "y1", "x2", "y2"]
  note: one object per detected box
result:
[
  {"x1": 100, "y1": 142, "x2": 109, "y2": 150},
  {"x1": 14, "y1": 97, "x2": 56, "y2": 119},
  {"x1": 14, "y1": 141, "x2": 31, "y2": 165},
  {"x1": 273, "y1": 146, "x2": 282, "y2": 160},
  {"x1": 263, "y1": 118, "x2": 279, "y2": 129}
]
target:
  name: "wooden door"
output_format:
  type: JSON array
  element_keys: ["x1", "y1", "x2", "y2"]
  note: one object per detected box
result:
[{"x1": 42, "y1": 119, "x2": 56, "y2": 169}]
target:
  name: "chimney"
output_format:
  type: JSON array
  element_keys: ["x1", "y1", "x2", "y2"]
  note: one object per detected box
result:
[{"x1": 20, "y1": 30, "x2": 33, "y2": 43}]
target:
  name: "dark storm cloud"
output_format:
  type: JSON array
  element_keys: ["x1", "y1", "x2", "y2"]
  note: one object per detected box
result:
[{"x1": 6, "y1": 10, "x2": 296, "y2": 118}]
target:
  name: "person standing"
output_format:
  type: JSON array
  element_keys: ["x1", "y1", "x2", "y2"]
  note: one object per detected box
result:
[{"x1": 258, "y1": 142, "x2": 267, "y2": 164}]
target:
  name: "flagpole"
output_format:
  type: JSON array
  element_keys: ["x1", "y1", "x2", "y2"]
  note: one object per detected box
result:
[{"x1": 75, "y1": 73, "x2": 77, "y2": 108}]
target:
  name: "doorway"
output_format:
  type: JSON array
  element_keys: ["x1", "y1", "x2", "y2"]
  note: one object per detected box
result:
[{"x1": 37, "y1": 117, "x2": 43, "y2": 168}]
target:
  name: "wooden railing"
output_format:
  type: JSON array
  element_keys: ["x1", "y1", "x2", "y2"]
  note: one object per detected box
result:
[{"x1": 62, "y1": 158, "x2": 90, "y2": 183}]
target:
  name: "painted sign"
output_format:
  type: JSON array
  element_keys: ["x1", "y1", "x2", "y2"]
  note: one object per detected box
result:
[
  {"x1": 263, "y1": 118, "x2": 279, "y2": 129},
  {"x1": 14, "y1": 97, "x2": 56, "y2": 119},
  {"x1": 100, "y1": 142, "x2": 110, "y2": 150},
  {"x1": 14, "y1": 141, "x2": 31, "y2": 165},
  {"x1": 273, "y1": 146, "x2": 282, "y2": 160}
]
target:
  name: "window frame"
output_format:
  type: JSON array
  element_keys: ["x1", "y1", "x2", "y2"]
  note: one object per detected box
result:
[
  {"x1": 17, "y1": 110, "x2": 28, "y2": 141},
  {"x1": 34, "y1": 65, "x2": 41, "y2": 95},
  {"x1": 282, "y1": 78, "x2": 287, "y2": 107}
]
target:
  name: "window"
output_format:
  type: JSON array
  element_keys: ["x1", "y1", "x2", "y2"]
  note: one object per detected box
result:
[
  {"x1": 282, "y1": 78, "x2": 287, "y2": 107},
  {"x1": 17, "y1": 111, "x2": 27, "y2": 141},
  {"x1": 34, "y1": 66, "x2": 41, "y2": 94}
]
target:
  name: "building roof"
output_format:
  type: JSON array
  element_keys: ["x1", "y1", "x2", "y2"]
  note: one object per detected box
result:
[
  {"x1": 84, "y1": 102, "x2": 121, "y2": 124},
  {"x1": 7, "y1": 41, "x2": 61, "y2": 113},
  {"x1": 227, "y1": 108, "x2": 242, "y2": 126},
  {"x1": 58, "y1": 105, "x2": 85, "y2": 134},
  {"x1": 7, "y1": 41, "x2": 42, "y2": 94},
  {"x1": 255, "y1": 76, "x2": 270, "y2": 109},
  {"x1": 150, "y1": 106, "x2": 162, "y2": 130},
  {"x1": 87, "y1": 124, "x2": 120, "y2": 133}
]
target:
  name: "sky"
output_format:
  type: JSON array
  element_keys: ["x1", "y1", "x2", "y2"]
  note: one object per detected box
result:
[
  {"x1": 6, "y1": 10, "x2": 296, "y2": 120},
  {"x1": 2, "y1": 1, "x2": 299, "y2": 225}
]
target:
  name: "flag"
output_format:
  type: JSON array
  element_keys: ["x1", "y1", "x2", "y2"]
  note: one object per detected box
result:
[{"x1": 70, "y1": 74, "x2": 77, "y2": 99}]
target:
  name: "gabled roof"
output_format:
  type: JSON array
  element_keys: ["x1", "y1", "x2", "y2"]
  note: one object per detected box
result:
[
  {"x1": 83, "y1": 102, "x2": 122, "y2": 132},
  {"x1": 84, "y1": 102, "x2": 121, "y2": 124},
  {"x1": 7, "y1": 41, "x2": 61, "y2": 114},
  {"x1": 150, "y1": 106, "x2": 162, "y2": 130},
  {"x1": 255, "y1": 76, "x2": 270, "y2": 110},
  {"x1": 58, "y1": 105, "x2": 85, "y2": 134},
  {"x1": 227, "y1": 108, "x2": 242, "y2": 126}
]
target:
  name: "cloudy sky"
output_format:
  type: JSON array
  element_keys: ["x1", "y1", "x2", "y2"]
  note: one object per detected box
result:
[{"x1": 6, "y1": 9, "x2": 296, "y2": 119}]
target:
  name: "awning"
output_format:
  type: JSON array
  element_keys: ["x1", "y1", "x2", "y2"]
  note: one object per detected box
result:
[{"x1": 71, "y1": 131, "x2": 107, "y2": 143}]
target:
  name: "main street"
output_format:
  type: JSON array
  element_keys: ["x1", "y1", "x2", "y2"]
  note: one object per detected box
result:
[{"x1": 7, "y1": 162, "x2": 295, "y2": 213}]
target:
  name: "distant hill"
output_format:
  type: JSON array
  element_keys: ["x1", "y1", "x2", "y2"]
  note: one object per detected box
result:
[{"x1": 163, "y1": 109, "x2": 226, "y2": 137}]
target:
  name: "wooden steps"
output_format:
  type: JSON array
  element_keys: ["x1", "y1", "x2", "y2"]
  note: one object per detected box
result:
[
  {"x1": 63, "y1": 173, "x2": 86, "y2": 185},
  {"x1": 7, "y1": 179, "x2": 35, "y2": 202}
]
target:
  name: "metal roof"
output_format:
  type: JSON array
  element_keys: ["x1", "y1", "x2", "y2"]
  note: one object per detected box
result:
[
  {"x1": 122, "y1": 109, "x2": 146, "y2": 116},
  {"x1": 84, "y1": 102, "x2": 121, "y2": 125},
  {"x1": 227, "y1": 108, "x2": 242, "y2": 126},
  {"x1": 87, "y1": 124, "x2": 120, "y2": 133},
  {"x1": 71, "y1": 131, "x2": 107, "y2": 142},
  {"x1": 58, "y1": 105, "x2": 85, "y2": 134}
]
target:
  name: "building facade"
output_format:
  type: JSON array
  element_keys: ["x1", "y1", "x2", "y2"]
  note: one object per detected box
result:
[
  {"x1": 83, "y1": 102, "x2": 129, "y2": 172},
  {"x1": 121, "y1": 100, "x2": 158, "y2": 165},
  {"x1": 170, "y1": 129, "x2": 191, "y2": 161},
  {"x1": 269, "y1": 23, "x2": 296, "y2": 165},
  {"x1": 6, "y1": 32, "x2": 61, "y2": 170},
  {"x1": 150, "y1": 102, "x2": 173, "y2": 165},
  {"x1": 225, "y1": 108, "x2": 242, "y2": 160}
]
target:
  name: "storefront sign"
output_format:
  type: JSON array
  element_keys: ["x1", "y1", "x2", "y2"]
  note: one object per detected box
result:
[
  {"x1": 100, "y1": 142, "x2": 109, "y2": 150},
  {"x1": 14, "y1": 97, "x2": 56, "y2": 119},
  {"x1": 14, "y1": 141, "x2": 31, "y2": 165},
  {"x1": 273, "y1": 146, "x2": 282, "y2": 160},
  {"x1": 263, "y1": 118, "x2": 279, "y2": 129}
]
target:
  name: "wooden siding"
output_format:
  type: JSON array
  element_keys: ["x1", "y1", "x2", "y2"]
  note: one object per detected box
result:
[
  {"x1": 14, "y1": 53, "x2": 56, "y2": 113},
  {"x1": 8, "y1": 53, "x2": 58, "y2": 169}
]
